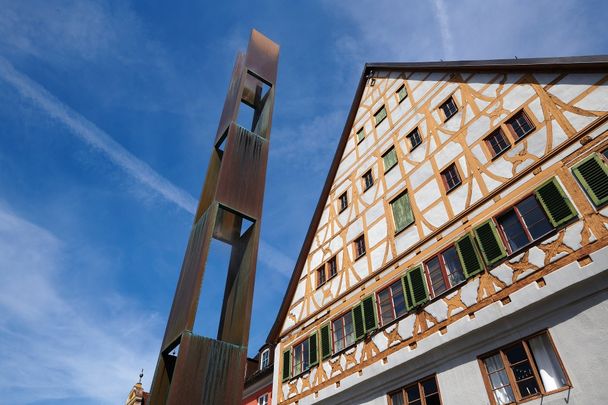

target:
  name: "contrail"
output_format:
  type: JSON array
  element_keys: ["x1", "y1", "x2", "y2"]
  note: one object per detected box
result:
[
  {"x1": 0, "y1": 57, "x2": 295, "y2": 273},
  {"x1": 431, "y1": 0, "x2": 454, "y2": 60},
  {"x1": 0, "y1": 57, "x2": 198, "y2": 214}
]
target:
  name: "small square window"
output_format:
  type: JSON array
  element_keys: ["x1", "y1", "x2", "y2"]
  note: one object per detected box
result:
[
  {"x1": 339, "y1": 192, "x2": 348, "y2": 212},
  {"x1": 397, "y1": 85, "x2": 408, "y2": 103},
  {"x1": 441, "y1": 163, "x2": 462, "y2": 192},
  {"x1": 327, "y1": 256, "x2": 337, "y2": 279},
  {"x1": 407, "y1": 128, "x2": 422, "y2": 150},
  {"x1": 354, "y1": 235, "x2": 366, "y2": 259},
  {"x1": 363, "y1": 170, "x2": 374, "y2": 190},
  {"x1": 440, "y1": 97, "x2": 458, "y2": 122},
  {"x1": 374, "y1": 105, "x2": 387, "y2": 126},
  {"x1": 507, "y1": 110, "x2": 535, "y2": 140},
  {"x1": 356, "y1": 127, "x2": 365, "y2": 143},
  {"x1": 485, "y1": 128, "x2": 510, "y2": 158},
  {"x1": 382, "y1": 147, "x2": 398, "y2": 173},
  {"x1": 316, "y1": 266, "x2": 326, "y2": 288}
]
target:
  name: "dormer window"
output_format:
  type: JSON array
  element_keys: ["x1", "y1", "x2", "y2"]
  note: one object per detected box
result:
[{"x1": 260, "y1": 348, "x2": 270, "y2": 370}]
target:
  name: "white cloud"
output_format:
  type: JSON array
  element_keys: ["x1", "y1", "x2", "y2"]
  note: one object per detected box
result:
[
  {"x1": 0, "y1": 204, "x2": 160, "y2": 404},
  {"x1": 431, "y1": 0, "x2": 454, "y2": 59}
]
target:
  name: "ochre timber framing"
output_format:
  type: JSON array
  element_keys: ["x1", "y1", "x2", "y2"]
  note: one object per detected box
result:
[
  {"x1": 269, "y1": 56, "x2": 608, "y2": 404},
  {"x1": 149, "y1": 30, "x2": 279, "y2": 405}
]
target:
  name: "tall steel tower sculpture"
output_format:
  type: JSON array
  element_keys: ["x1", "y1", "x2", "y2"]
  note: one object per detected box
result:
[{"x1": 149, "y1": 30, "x2": 279, "y2": 405}]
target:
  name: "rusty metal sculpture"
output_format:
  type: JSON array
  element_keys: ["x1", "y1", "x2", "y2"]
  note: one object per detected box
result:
[{"x1": 149, "y1": 30, "x2": 279, "y2": 405}]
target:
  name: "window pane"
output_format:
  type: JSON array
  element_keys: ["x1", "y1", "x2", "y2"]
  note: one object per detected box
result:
[
  {"x1": 421, "y1": 377, "x2": 437, "y2": 394},
  {"x1": 485, "y1": 354, "x2": 504, "y2": 373},
  {"x1": 505, "y1": 343, "x2": 527, "y2": 364},
  {"x1": 426, "y1": 257, "x2": 446, "y2": 296},
  {"x1": 344, "y1": 314, "x2": 355, "y2": 346},
  {"x1": 391, "y1": 282, "x2": 407, "y2": 318},
  {"x1": 378, "y1": 289, "x2": 395, "y2": 324},
  {"x1": 390, "y1": 392, "x2": 404, "y2": 405},
  {"x1": 498, "y1": 210, "x2": 529, "y2": 252},
  {"x1": 357, "y1": 128, "x2": 365, "y2": 142},
  {"x1": 517, "y1": 196, "x2": 553, "y2": 240},
  {"x1": 517, "y1": 377, "x2": 540, "y2": 398},
  {"x1": 383, "y1": 148, "x2": 398, "y2": 172},
  {"x1": 489, "y1": 370, "x2": 511, "y2": 390},
  {"x1": 493, "y1": 386, "x2": 516, "y2": 405},
  {"x1": 406, "y1": 385, "x2": 421, "y2": 402},
  {"x1": 442, "y1": 246, "x2": 465, "y2": 287},
  {"x1": 425, "y1": 393, "x2": 441, "y2": 405},
  {"x1": 528, "y1": 334, "x2": 568, "y2": 391}
]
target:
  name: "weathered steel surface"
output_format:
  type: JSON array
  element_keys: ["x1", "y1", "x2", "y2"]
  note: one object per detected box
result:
[{"x1": 150, "y1": 29, "x2": 278, "y2": 405}]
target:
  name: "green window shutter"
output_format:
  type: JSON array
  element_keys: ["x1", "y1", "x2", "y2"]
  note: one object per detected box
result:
[
  {"x1": 391, "y1": 192, "x2": 414, "y2": 232},
  {"x1": 361, "y1": 295, "x2": 378, "y2": 333},
  {"x1": 456, "y1": 233, "x2": 484, "y2": 278},
  {"x1": 282, "y1": 349, "x2": 291, "y2": 381},
  {"x1": 535, "y1": 178, "x2": 578, "y2": 227},
  {"x1": 308, "y1": 332, "x2": 319, "y2": 367},
  {"x1": 320, "y1": 324, "x2": 332, "y2": 359},
  {"x1": 401, "y1": 275, "x2": 414, "y2": 310},
  {"x1": 572, "y1": 153, "x2": 608, "y2": 207},
  {"x1": 474, "y1": 220, "x2": 507, "y2": 266},
  {"x1": 406, "y1": 265, "x2": 428, "y2": 307},
  {"x1": 352, "y1": 303, "x2": 365, "y2": 340},
  {"x1": 383, "y1": 147, "x2": 398, "y2": 172}
]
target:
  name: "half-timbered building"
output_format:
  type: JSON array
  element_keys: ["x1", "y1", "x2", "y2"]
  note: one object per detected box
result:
[{"x1": 269, "y1": 56, "x2": 608, "y2": 405}]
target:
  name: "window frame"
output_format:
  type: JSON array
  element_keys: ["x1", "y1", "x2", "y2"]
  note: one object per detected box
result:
[
  {"x1": 354, "y1": 234, "x2": 366, "y2": 260},
  {"x1": 387, "y1": 374, "x2": 442, "y2": 405},
  {"x1": 439, "y1": 95, "x2": 458, "y2": 122},
  {"x1": 316, "y1": 265, "x2": 326, "y2": 289},
  {"x1": 375, "y1": 105, "x2": 388, "y2": 127},
  {"x1": 291, "y1": 337, "x2": 310, "y2": 377},
  {"x1": 397, "y1": 84, "x2": 408, "y2": 103},
  {"x1": 375, "y1": 279, "x2": 407, "y2": 327},
  {"x1": 363, "y1": 169, "x2": 374, "y2": 191},
  {"x1": 382, "y1": 146, "x2": 399, "y2": 173},
  {"x1": 257, "y1": 393, "x2": 269, "y2": 405},
  {"x1": 331, "y1": 310, "x2": 356, "y2": 354},
  {"x1": 494, "y1": 194, "x2": 554, "y2": 256},
  {"x1": 506, "y1": 110, "x2": 535, "y2": 141},
  {"x1": 260, "y1": 348, "x2": 270, "y2": 370},
  {"x1": 485, "y1": 128, "x2": 511, "y2": 159},
  {"x1": 423, "y1": 244, "x2": 466, "y2": 299},
  {"x1": 356, "y1": 127, "x2": 365, "y2": 144},
  {"x1": 338, "y1": 191, "x2": 348, "y2": 213},
  {"x1": 407, "y1": 127, "x2": 423, "y2": 151},
  {"x1": 440, "y1": 163, "x2": 462, "y2": 193},
  {"x1": 478, "y1": 330, "x2": 571, "y2": 405},
  {"x1": 327, "y1": 256, "x2": 338, "y2": 279}
]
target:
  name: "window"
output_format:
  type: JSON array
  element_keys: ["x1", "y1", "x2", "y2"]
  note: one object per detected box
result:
[
  {"x1": 332, "y1": 312, "x2": 355, "y2": 352},
  {"x1": 354, "y1": 235, "x2": 366, "y2": 259},
  {"x1": 440, "y1": 96, "x2": 458, "y2": 121},
  {"x1": 316, "y1": 266, "x2": 326, "y2": 288},
  {"x1": 441, "y1": 163, "x2": 462, "y2": 192},
  {"x1": 496, "y1": 195, "x2": 553, "y2": 254},
  {"x1": 506, "y1": 110, "x2": 534, "y2": 140},
  {"x1": 424, "y1": 245, "x2": 466, "y2": 297},
  {"x1": 572, "y1": 153, "x2": 608, "y2": 207},
  {"x1": 382, "y1": 146, "x2": 398, "y2": 173},
  {"x1": 391, "y1": 192, "x2": 414, "y2": 233},
  {"x1": 292, "y1": 339, "x2": 309, "y2": 376},
  {"x1": 388, "y1": 375, "x2": 441, "y2": 405},
  {"x1": 363, "y1": 170, "x2": 374, "y2": 190},
  {"x1": 339, "y1": 192, "x2": 348, "y2": 212},
  {"x1": 375, "y1": 105, "x2": 387, "y2": 126},
  {"x1": 397, "y1": 85, "x2": 408, "y2": 103},
  {"x1": 257, "y1": 393, "x2": 269, "y2": 405},
  {"x1": 407, "y1": 128, "x2": 422, "y2": 150},
  {"x1": 260, "y1": 348, "x2": 270, "y2": 370},
  {"x1": 357, "y1": 127, "x2": 365, "y2": 143},
  {"x1": 376, "y1": 280, "x2": 407, "y2": 325},
  {"x1": 328, "y1": 256, "x2": 337, "y2": 279},
  {"x1": 480, "y1": 332, "x2": 569, "y2": 405},
  {"x1": 485, "y1": 128, "x2": 511, "y2": 158}
]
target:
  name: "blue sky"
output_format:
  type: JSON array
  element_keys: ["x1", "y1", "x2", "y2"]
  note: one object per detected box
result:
[{"x1": 0, "y1": 1, "x2": 606, "y2": 404}]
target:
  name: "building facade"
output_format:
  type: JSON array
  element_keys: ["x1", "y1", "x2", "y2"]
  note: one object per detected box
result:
[
  {"x1": 270, "y1": 56, "x2": 608, "y2": 404},
  {"x1": 242, "y1": 344, "x2": 275, "y2": 405}
]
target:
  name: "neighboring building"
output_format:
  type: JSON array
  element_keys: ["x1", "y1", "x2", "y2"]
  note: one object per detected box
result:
[
  {"x1": 269, "y1": 56, "x2": 608, "y2": 404},
  {"x1": 243, "y1": 344, "x2": 275, "y2": 405},
  {"x1": 125, "y1": 372, "x2": 149, "y2": 405}
]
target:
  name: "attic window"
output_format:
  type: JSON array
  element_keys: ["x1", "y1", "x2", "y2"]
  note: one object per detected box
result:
[
  {"x1": 440, "y1": 96, "x2": 458, "y2": 122},
  {"x1": 260, "y1": 348, "x2": 270, "y2": 370},
  {"x1": 356, "y1": 127, "x2": 365, "y2": 143},
  {"x1": 397, "y1": 85, "x2": 408, "y2": 103},
  {"x1": 374, "y1": 105, "x2": 387, "y2": 126}
]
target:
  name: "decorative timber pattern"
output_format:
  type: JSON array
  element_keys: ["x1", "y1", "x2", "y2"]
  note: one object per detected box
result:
[{"x1": 277, "y1": 65, "x2": 608, "y2": 404}]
